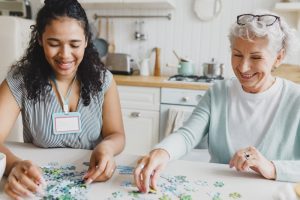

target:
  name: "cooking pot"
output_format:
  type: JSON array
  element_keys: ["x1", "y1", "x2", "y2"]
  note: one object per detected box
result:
[
  {"x1": 202, "y1": 58, "x2": 224, "y2": 78},
  {"x1": 178, "y1": 61, "x2": 194, "y2": 76}
]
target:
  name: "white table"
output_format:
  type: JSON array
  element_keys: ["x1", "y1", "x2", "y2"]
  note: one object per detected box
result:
[{"x1": 0, "y1": 142, "x2": 288, "y2": 199}]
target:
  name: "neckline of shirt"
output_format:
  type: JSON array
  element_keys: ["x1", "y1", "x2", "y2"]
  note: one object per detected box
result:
[{"x1": 234, "y1": 77, "x2": 283, "y2": 101}]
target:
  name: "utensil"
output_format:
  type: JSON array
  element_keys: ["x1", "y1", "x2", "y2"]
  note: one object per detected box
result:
[
  {"x1": 154, "y1": 47, "x2": 161, "y2": 76},
  {"x1": 173, "y1": 50, "x2": 189, "y2": 62},
  {"x1": 202, "y1": 58, "x2": 224, "y2": 78},
  {"x1": 89, "y1": 19, "x2": 98, "y2": 41},
  {"x1": 94, "y1": 18, "x2": 108, "y2": 58},
  {"x1": 108, "y1": 19, "x2": 115, "y2": 53}
]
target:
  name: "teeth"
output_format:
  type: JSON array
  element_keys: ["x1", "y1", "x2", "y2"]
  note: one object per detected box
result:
[{"x1": 241, "y1": 73, "x2": 254, "y2": 78}]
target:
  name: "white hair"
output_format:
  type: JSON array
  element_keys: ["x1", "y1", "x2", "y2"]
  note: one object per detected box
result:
[{"x1": 229, "y1": 9, "x2": 300, "y2": 57}]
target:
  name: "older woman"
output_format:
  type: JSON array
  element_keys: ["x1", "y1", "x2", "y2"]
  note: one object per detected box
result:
[{"x1": 134, "y1": 10, "x2": 300, "y2": 193}]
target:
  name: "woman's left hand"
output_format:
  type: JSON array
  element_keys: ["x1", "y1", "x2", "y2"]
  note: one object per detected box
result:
[
  {"x1": 229, "y1": 146, "x2": 276, "y2": 180},
  {"x1": 83, "y1": 145, "x2": 116, "y2": 184}
]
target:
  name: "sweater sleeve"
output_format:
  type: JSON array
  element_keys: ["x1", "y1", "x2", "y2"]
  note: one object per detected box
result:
[
  {"x1": 273, "y1": 160, "x2": 300, "y2": 182},
  {"x1": 154, "y1": 88, "x2": 211, "y2": 160}
]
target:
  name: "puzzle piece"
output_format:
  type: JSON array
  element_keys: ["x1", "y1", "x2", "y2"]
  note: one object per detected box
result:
[
  {"x1": 41, "y1": 162, "x2": 89, "y2": 200},
  {"x1": 116, "y1": 165, "x2": 134, "y2": 175}
]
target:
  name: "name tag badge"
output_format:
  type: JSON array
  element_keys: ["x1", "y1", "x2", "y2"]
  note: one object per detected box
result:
[{"x1": 52, "y1": 112, "x2": 82, "y2": 134}]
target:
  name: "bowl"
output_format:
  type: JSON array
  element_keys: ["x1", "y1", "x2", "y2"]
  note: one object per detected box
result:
[{"x1": 0, "y1": 153, "x2": 6, "y2": 180}]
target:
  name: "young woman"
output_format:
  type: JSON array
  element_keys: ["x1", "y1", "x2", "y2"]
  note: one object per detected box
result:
[
  {"x1": 134, "y1": 10, "x2": 300, "y2": 193},
  {"x1": 0, "y1": 0, "x2": 125, "y2": 198}
]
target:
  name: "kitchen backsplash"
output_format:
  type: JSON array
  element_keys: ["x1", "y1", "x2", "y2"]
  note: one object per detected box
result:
[{"x1": 31, "y1": 0, "x2": 299, "y2": 78}]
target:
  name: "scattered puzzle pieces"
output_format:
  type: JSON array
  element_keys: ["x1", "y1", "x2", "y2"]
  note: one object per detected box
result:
[
  {"x1": 229, "y1": 192, "x2": 242, "y2": 199},
  {"x1": 116, "y1": 165, "x2": 134, "y2": 175},
  {"x1": 159, "y1": 194, "x2": 172, "y2": 200},
  {"x1": 103, "y1": 165, "x2": 244, "y2": 200},
  {"x1": 41, "y1": 162, "x2": 89, "y2": 200},
  {"x1": 179, "y1": 194, "x2": 192, "y2": 200},
  {"x1": 213, "y1": 181, "x2": 225, "y2": 188}
]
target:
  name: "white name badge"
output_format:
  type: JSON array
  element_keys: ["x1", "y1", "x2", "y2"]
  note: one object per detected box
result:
[{"x1": 52, "y1": 112, "x2": 82, "y2": 134}]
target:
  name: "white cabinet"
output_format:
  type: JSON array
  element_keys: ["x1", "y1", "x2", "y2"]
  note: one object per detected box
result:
[
  {"x1": 118, "y1": 86, "x2": 160, "y2": 155},
  {"x1": 121, "y1": 109, "x2": 159, "y2": 155},
  {"x1": 79, "y1": 0, "x2": 175, "y2": 9},
  {"x1": 274, "y1": 2, "x2": 300, "y2": 11},
  {"x1": 159, "y1": 88, "x2": 208, "y2": 149}
]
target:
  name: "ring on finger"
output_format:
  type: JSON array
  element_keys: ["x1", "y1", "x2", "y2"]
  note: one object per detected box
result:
[{"x1": 244, "y1": 152, "x2": 250, "y2": 160}]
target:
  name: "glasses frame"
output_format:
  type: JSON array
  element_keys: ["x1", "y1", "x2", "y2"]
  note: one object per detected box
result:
[{"x1": 237, "y1": 14, "x2": 281, "y2": 26}]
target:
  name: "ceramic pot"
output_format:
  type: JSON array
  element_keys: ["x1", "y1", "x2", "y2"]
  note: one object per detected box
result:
[
  {"x1": 178, "y1": 61, "x2": 194, "y2": 76},
  {"x1": 140, "y1": 58, "x2": 150, "y2": 76}
]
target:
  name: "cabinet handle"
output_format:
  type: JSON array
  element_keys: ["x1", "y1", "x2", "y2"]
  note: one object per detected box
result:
[
  {"x1": 182, "y1": 96, "x2": 189, "y2": 102},
  {"x1": 131, "y1": 112, "x2": 141, "y2": 118}
]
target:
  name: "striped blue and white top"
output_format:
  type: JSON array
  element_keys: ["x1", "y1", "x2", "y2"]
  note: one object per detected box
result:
[{"x1": 6, "y1": 70, "x2": 113, "y2": 150}]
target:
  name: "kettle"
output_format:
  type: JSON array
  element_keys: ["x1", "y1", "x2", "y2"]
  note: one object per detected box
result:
[{"x1": 202, "y1": 58, "x2": 224, "y2": 78}]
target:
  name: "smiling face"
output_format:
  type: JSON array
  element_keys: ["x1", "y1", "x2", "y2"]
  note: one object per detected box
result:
[
  {"x1": 231, "y1": 36, "x2": 284, "y2": 93},
  {"x1": 40, "y1": 17, "x2": 87, "y2": 81}
]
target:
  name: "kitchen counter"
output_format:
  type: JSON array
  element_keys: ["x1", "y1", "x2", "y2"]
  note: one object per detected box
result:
[
  {"x1": 114, "y1": 75, "x2": 211, "y2": 90},
  {"x1": 114, "y1": 64, "x2": 300, "y2": 89},
  {"x1": 0, "y1": 142, "x2": 290, "y2": 199},
  {"x1": 272, "y1": 64, "x2": 300, "y2": 83}
]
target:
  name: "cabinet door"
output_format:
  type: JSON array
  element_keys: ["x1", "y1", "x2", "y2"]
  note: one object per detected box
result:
[
  {"x1": 118, "y1": 86, "x2": 160, "y2": 111},
  {"x1": 122, "y1": 108, "x2": 159, "y2": 155}
]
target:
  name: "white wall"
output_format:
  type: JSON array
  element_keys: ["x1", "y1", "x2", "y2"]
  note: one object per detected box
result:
[
  {"x1": 30, "y1": 0, "x2": 299, "y2": 78},
  {"x1": 85, "y1": 0, "x2": 300, "y2": 78}
]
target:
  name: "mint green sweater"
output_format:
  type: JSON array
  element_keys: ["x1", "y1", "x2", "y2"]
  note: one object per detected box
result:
[{"x1": 156, "y1": 78, "x2": 300, "y2": 182}]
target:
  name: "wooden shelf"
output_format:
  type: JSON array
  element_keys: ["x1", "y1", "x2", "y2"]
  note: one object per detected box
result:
[
  {"x1": 274, "y1": 2, "x2": 300, "y2": 12},
  {"x1": 40, "y1": 0, "x2": 176, "y2": 9},
  {"x1": 79, "y1": 0, "x2": 176, "y2": 10}
]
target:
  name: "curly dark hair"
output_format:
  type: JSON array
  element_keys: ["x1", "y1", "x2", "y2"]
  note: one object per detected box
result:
[{"x1": 11, "y1": 0, "x2": 106, "y2": 106}]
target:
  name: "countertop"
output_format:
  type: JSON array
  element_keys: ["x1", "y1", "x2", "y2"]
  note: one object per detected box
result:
[
  {"x1": 272, "y1": 64, "x2": 300, "y2": 83},
  {"x1": 114, "y1": 74, "x2": 211, "y2": 90},
  {"x1": 0, "y1": 142, "x2": 289, "y2": 199},
  {"x1": 114, "y1": 64, "x2": 300, "y2": 90}
]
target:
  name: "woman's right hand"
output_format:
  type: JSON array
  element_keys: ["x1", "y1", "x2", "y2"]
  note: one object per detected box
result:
[
  {"x1": 4, "y1": 160, "x2": 46, "y2": 200},
  {"x1": 133, "y1": 149, "x2": 170, "y2": 193}
]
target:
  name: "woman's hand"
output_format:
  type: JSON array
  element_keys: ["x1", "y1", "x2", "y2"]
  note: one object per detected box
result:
[
  {"x1": 4, "y1": 160, "x2": 46, "y2": 199},
  {"x1": 134, "y1": 149, "x2": 170, "y2": 193},
  {"x1": 83, "y1": 145, "x2": 116, "y2": 184},
  {"x1": 229, "y1": 146, "x2": 276, "y2": 180}
]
